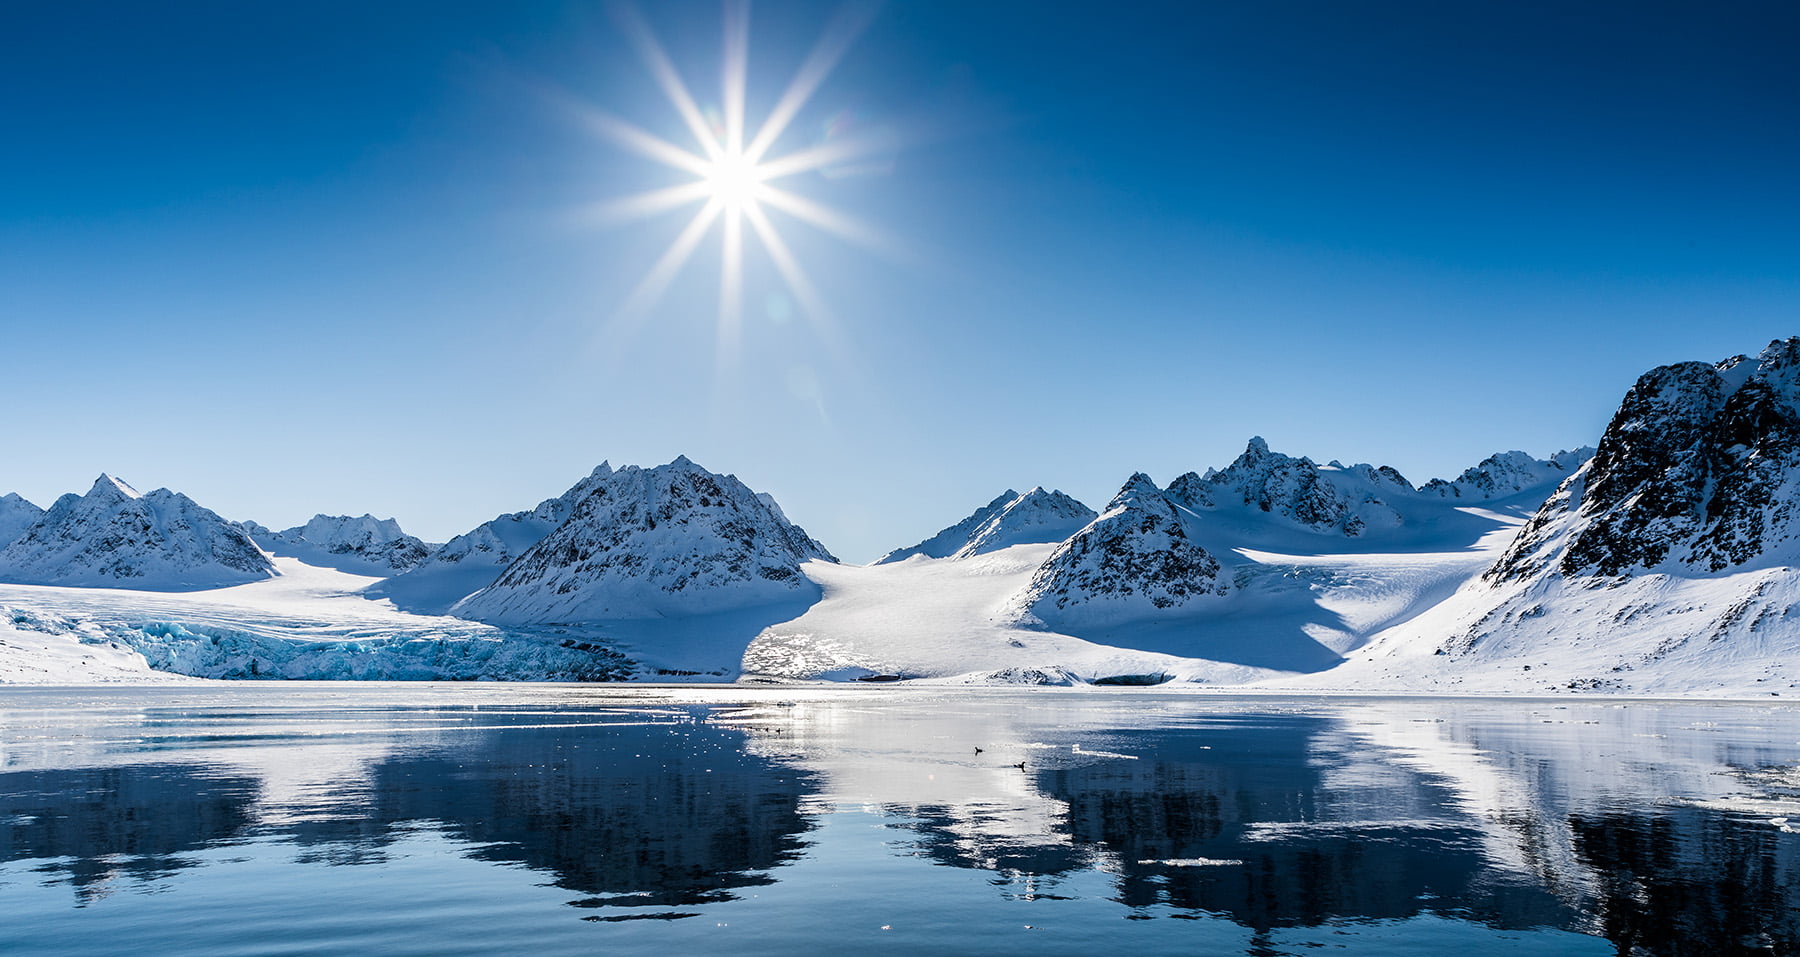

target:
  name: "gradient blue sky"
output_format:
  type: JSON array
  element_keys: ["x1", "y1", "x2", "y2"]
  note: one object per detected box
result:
[{"x1": 5, "y1": 1, "x2": 1798, "y2": 561}]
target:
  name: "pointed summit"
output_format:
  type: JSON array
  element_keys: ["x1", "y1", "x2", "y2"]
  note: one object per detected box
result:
[
  {"x1": 874, "y1": 490, "x2": 1022, "y2": 564},
  {"x1": 952, "y1": 487, "x2": 1096, "y2": 558},
  {"x1": 0, "y1": 476, "x2": 272, "y2": 589},
  {"x1": 875, "y1": 487, "x2": 1095, "y2": 564},
  {"x1": 453, "y1": 458, "x2": 834, "y2": 623},
  {"x1": 89, "y1": 474, "x2": 142, "y2": 500},
  {"x1": 1490, "y1": 336, "x2": 1800, "y2": 582},
  {"x1": 1113, "y1": 473, "x2": 1162, "y2": 503},
  {"x1": 1015, "y1": 473, "x2": 1229, "y2": 627},
  {"x1": 1166, "y1": 437, "x2": 1406, "y2": 537}
]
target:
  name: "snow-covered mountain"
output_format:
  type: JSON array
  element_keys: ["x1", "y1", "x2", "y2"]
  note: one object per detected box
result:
[
  {"x1": 875, "y1": 488, "x2": 1096, "y2": 564},
  {"x1": 1014, "y1": 474, "x2": 1229, "y2": 628},
  {"x1": 1419, "y1": 449, "x2": 1592, "y2": 501},
  {"x1": 1166, "y1": 437, "x2": 1415, "y2": 537},
  {"x1": 369, "y1": 464, "x2": 615, "y2": 614},
  {"x1": 452, "y1": 457, "x2": 835, "y2": 623},
  {"x1": 9, "y1": 338, "x2": 1800, "y2": 692},
  {"x1": 874, "y1": 491, "x2": 1017, "y2": 564},
  {"x1": 0, "y1": 475, "x2": 274, "y2": 590},
  {"x1": 0, "y1": 493, "x2": 43, "y2": 549},
  {"x1": 246, "y1": 514, "x2": 431, "y2": 576},
  {"x1": 1325, "y1": 338, "x2": 1800, "y2": 694},
  {"x1": 1492, "y1": 339, "x2": 1800, "y2": 581}
]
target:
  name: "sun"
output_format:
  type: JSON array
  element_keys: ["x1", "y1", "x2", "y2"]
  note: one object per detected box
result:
[
  {"x1": 571, "y1": 1, "x2": 895, "y2": 362},
  {"x1": 703, "y1": 150, "x2": 767, "y2": 211}
]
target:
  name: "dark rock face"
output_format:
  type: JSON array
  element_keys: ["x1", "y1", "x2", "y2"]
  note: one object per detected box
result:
[
  {"x1": 1489, "y1": 339, "x2": 1800, "y2": 582},
  {"x1": 1020, "y1": 473, "x2": 1229, "y2": 625}
]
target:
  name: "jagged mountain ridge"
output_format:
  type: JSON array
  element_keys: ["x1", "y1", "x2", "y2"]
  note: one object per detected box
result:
[
  {"x1": 1493, "y1": 339, "x2": 1800, "y2": 582},
  {"x1": 1015, "y1": 473, "x2": 1230, "y2": 627},
  {"x1": 0, "y1": 475, "x2": 273, "y2": 590},
  {"x1": 452, "y1": 457, "x2": 835, "y2": 623},
  {"x1": 1420, "y1": 449, "x2": 1592, "y2": 501},
  {"x1": 246, "y1": 514, "x2": 432, "y2": 576},
  {"x1": 1166, "y1": 437, "x2": 1592, "y2": 540}
]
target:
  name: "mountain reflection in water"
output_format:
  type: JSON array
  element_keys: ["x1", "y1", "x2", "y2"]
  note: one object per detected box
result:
[{"x1": 2, "y1": 687, "x2": 1799, "y2": 955}]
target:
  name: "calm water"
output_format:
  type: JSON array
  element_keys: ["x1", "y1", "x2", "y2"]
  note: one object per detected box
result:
[{"x1": 3, "y1": 685, "x2": 1799, "y2": 956}]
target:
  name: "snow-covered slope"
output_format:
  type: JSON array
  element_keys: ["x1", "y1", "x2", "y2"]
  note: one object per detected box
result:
[
  {"x1": 453, "y1": 457, "x2": 835, "y2": 623},
  {"x1": 876, "y1": 488, "x2": 1096, "y2": 564},
  {"x1": 247, "y1": 514, "x2": 431, "y2": 576},
  {"x1": 1313, "y1": 338, "x2": 1800, "y2": 695},
  {"x1": 0, "y1": 493, "x2": 44, "y2": 549},
  {"x1": 1014, "y1": 474, "x2": 1230, "y2": 628},
  {"x1": 0, "y1": 476, "x2": 274, "y2": 590},
  {"x1": 370, "y1": 464, "x2": 615, "y2": 614}
]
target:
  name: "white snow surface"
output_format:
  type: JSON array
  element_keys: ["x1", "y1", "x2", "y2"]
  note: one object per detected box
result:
[{"x1": 0, "y1": 475, "x2": 274, "y2": 590}]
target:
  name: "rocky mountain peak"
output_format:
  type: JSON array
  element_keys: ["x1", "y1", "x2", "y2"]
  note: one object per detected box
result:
[
  {"x1": 954, "y1": 486, "x2": 1096, "y2": 558},
  {"x1": 0, "y1": 475, "x2": 274, "y2": 589},
  {"x1": 89, "y1": 473, "x2": 142, "y2": 501},
  {"x1": 1488, "y1": 338, "x2": 1800, "y2": 582},
  {"x1": 1419, "y1": 448, "x2": 1595, "y2": 501},
  {"x1": 1166, "y1": 438, "x2": 1401, "y2": 536},
  {"x1": 451, "y1": 457, "x2": 834, "y2": 623},
  {"x1": 1015, "y1": 472, "x2": 1229, "y2": 627},
  {"x1": 250, "y1": 513, "x2": 432, "y2": 575}
]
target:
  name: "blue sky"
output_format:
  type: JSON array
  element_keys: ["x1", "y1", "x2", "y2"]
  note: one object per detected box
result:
[{"x1": 4, "y1": 1, "x2": 1798, "y2": 561}]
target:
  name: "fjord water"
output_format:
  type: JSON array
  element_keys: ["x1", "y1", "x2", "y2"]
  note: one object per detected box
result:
[{"x1": 2, "y1": 686, "x2": 1797, "y2": 956}]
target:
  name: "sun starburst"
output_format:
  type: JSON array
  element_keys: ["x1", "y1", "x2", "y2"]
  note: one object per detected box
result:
[{"x1": 581, "y1": 0, "x2": 893, "y2": 364}]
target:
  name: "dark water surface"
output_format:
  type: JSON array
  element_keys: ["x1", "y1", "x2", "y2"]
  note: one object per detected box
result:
[{"x1": 3, "y1": 685, "x2": 1798, "y2": 955}]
